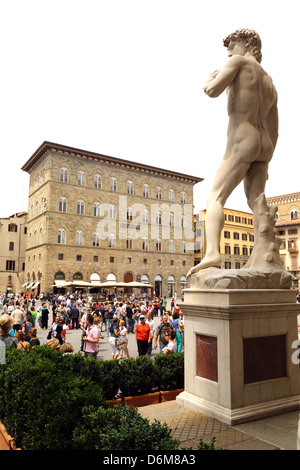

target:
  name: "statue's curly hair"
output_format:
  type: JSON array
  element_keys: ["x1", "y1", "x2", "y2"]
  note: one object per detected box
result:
[{"x1": 223, "y1": 28, "x2": 262, "y2": 63}]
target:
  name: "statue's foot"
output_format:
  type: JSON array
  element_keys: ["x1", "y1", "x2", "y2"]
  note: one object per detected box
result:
[{"x1": 187, "y1": 254, "x2": 221, "y2": 277}]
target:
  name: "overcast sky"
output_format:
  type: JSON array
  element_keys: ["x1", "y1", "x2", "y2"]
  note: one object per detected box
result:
[{"x1": 0, "y1": 0, "x2": 298, "y2": 218}]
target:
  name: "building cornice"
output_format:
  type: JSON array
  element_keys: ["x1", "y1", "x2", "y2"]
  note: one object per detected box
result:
[
  {"x1": 21, "y1": 141, "x2": 204, "y2": 184},
  {"x1": 267, "y1": 193, "x2": 300, "y2": 206}
]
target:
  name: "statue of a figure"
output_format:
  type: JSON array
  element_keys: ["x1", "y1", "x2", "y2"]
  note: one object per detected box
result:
[{"x1": 188, "y1": 29, "x2": 278, "y2": 276}]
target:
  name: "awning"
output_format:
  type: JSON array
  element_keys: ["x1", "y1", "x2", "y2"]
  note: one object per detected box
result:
[
  {"x1": 22, "y1": 282, "x2": 28, "y2": 288},
  {"x1": 51, "y1": 280, "x2": 69, "y2": 287},
  {"x1": 125, "y1": 281, "x2": 153, "y2": 288},
  {"x1": 32, "y1": 282, "x2": 40, "y2": 289},
  {"x1": 51, "y1": 280, "x2": 153, "y2": 289},
  {"x1": 26, "y1": 282, "x2": 34, "y2": 289}
]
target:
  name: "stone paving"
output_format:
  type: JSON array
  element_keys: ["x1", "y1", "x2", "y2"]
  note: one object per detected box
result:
[{"x1": 138, "y1": 401, "x2": 279, "y2": 450}]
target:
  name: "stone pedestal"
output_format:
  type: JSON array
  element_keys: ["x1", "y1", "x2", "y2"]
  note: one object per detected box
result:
[{"x1": 176, "y1": 288, "x2": 300, "y2": 425}]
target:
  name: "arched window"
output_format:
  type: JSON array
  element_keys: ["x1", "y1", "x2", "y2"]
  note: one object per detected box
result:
[
  {"x1": 180, "y1": 275, "x2": 187, "y2": 292},
  {"x1": 167, "y1": 275, "x2": 175, "y2": 297},
  {"x1": 92, "y1": 233, "x2": 100, "y2": 247},
  {"x1": 35, "y1": 202, "x2": 39, "y2": 216},
  {"x1": 93, "y1": 202, "x2": 101, "y2": 217},
  {"x1": 156, "y1": 211, "x2": 162, "y2": 225},
  {"x1": 78, "y1": 171, "x2": 86, "y2": 186},
  {"x1": 142, "y1": 209, "x2": 149, "y2": 223},
  {"x1": 181, "y1": 191, "x2": 186, "y2": 204},
  {"x1": 156, "y1": 239, "x2": 162, "y2": 252},
  {"x1": 60, "y1": 167, "x2": 68, "y2": 183},
  {"x1": 109, "y1": 233, "x2": 116, "y2": 248},
  {"x1": 291, "y1": 209, "x2": 298, "y2": 220},
  {"x1": 156, "y1": 186, "x2": 162, "y2": 200},
  {"x1": 143, "y1": 184, "x2": 149, "y2": 197},
  {"x1": 58, "y1": 197, "x2": 67, "y2": 212},
  {"x1": 57, "y1": 228, "x2": 66, "y2": 244},
  {"x1": 76, "y1": 200, "x2": 85, "y2": 215},
  {"x1": 169, "y1": 239, "x2": 175, "y2": 252},
  {"x1": 109, "y1": 205, "x2": 116, "y2": 219},
  {"x1": 110, "y1": 177, "x2": 117, "y2": 192},
  {"x1": 169, "y1": 189, "x2": 175, "y2": 202},
  {"x1": 181, "y1": 241, "x2": 187, "y2": 253},
  {"x1": 39, "y1": 228, "x2": 43, "y2": 244},
  {"x1": 34, "y1": 231, "x2": 37, "y2": 246},
  {"x1": 126, "y1": 236, "x2": 133, "y2": 249},
  {"x1": 73, "y1": 272, "x2": 83, "y2": 280},
  {"x1": 94, "y1": 174, "x2": 102, "y2": 189},
  {"x1": 142, "y1": 237, "x2": 149, "y2": 251},
  {"x1": 55, "y1": 271, "x2": 65, "y2": 280},
  {"x1": 75, "y1": 230, "x2": 84, "y2": 246},
  {"x1": 127, "y1": 181, "x2": 134, "y2": 194},
  {"x1": 169, "y1": 212, "x2": 175, "y2": 226},
  {"x1": 127, "y1": 207, "x2": 133, "y2": 221}
]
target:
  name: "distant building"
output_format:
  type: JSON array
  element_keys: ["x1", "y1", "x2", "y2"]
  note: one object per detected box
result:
[
  {"x1": 194, "y1": 208, "x2": 254, "y2": 269},
  {"x1": 267, "y1": 192, "x2": 300, "y2": 289},
  {"x1": 21, "y1": 141, "x2": 203, "y2": 297},
  {"x1": 0, "y1": 212, "x2": 27, "y2": 293}
]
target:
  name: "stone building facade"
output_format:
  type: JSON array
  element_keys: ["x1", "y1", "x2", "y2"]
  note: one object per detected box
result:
[
  {"x1": 22, "y1": 142, "x2": 203, "y2": 297},
  {"x1": 267, "y1": 192, "x2": 300, "y2": 289},
  {"x1": 0, "y1": 212, "x2": 27, "y2": 293},
  {"x1": 194, "y1": 208, "x2": 254, "y2": 269}
]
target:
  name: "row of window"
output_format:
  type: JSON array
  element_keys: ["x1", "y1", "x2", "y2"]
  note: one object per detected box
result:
[
  {"x1": 224, "y1": 261, "x2": 245, "y2": 269},
  {"x1": 57, "y1": 198, "x2": 187, "y2": 226},
  {"x1": 59, "y1": 168, "x2": 187, "y2": 202},
  {"x1": 275, "y1": 209, "x2": 299, "y2": 221},
  {"x1": 277, "y1": 229, "x2": 298, "y2": 236},
  {"x1": 225, "y1": 214, "x2": 253, "y2": 225},
  {"x1": 55, "y1": 228, "x2": 190, "y2": 253},
  {"x1": 223, "y1": 231, "x2": 255, "y2": 241},
  {"x1": 55, "y1": 254, "x2": 187, "y2": 267},
  {"x1": 224, "y1": 245, "x2": 253, "y2": 256},
  {"x1": 5, "y1": 260, "x2": 25, "y2": 271}
]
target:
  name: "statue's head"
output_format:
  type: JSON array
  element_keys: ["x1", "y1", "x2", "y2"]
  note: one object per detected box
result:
[{"x1": 223, "y1": 28, "x2": 262, "y2": 63}]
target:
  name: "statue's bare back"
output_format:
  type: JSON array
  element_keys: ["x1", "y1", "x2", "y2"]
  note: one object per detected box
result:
[{"x1": 226, "y1": 55, "x2": 278, "y2": 166}]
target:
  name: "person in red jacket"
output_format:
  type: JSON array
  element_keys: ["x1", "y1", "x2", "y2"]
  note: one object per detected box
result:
[{"x1": 135, "y1": 314, "x2": 150, "y2": 356}]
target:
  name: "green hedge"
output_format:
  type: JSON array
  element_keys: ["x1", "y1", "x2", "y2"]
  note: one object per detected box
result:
[{"x1": 0, "y1": 347, "x2": 184, "y2": 450}]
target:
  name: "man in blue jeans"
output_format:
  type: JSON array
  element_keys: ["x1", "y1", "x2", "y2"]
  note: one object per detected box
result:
[
  {"x1": 106, "y1": 304, "x2": 114, "y2": 337},
  {"x1": 126, "y1": 302, "x2": 134, "y2": 333}
]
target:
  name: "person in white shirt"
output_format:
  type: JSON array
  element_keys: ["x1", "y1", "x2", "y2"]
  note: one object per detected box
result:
[
  {"x1": 146, "y1": 311, "x2": 155, "y2": 356},
  {"x1": 163, "y1": 329, "x2": 177, "y2": 354}
]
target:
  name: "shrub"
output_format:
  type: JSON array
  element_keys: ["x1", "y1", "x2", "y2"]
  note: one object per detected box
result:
[
  {"x1": 0, "y1": 347, "x2": 106, "y2": 450},
  {"x1": 154, "y1": 352, "x2": 184, "y2": 391},
  {"x1": 118, "y1": 355, "x2": 156, "y2": 396},
  {"x1": 61, "y1": 353, "x2": 121, "y2": 400},
  {"x1": 72, "y1": 404, "x2": 180, "y2": 450}
]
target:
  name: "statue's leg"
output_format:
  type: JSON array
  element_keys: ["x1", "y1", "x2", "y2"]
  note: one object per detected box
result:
[
  {"x1": 188, "y1": 157, "x2": 251, "y2": 276},
  {"x1": 242, "y1": 162, "x2": 269, "y2": 269}
]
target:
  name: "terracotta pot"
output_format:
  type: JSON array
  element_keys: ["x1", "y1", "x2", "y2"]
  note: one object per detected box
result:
[
  {"x1": 159, "y1": 388, "x2": 184, "y2": 403},
  {"x1": 0, "y1": 422, "x2": 20, "y2": 451},
  {"x1": 124, "y1": 391, "x2": 160, "y2": 407}
]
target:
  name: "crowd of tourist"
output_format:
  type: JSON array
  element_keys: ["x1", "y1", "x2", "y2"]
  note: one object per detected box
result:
[{"x1": 0, "y1": 291, "x2": 184, "y2": 361}]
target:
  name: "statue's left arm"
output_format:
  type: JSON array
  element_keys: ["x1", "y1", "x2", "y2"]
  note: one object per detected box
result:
[{"x1": 203, "y1": 56, "x2": 241, "y2": 98}]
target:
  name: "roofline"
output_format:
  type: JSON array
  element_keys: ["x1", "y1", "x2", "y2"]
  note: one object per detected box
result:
[{"x1": 21, "y1": 141, "x2": 204, "y2": 184}]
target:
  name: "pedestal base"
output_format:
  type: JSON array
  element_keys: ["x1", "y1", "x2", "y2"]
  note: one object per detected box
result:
[{"x1": 177, "y1": 289, "x2": 300, "y2": 425}]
